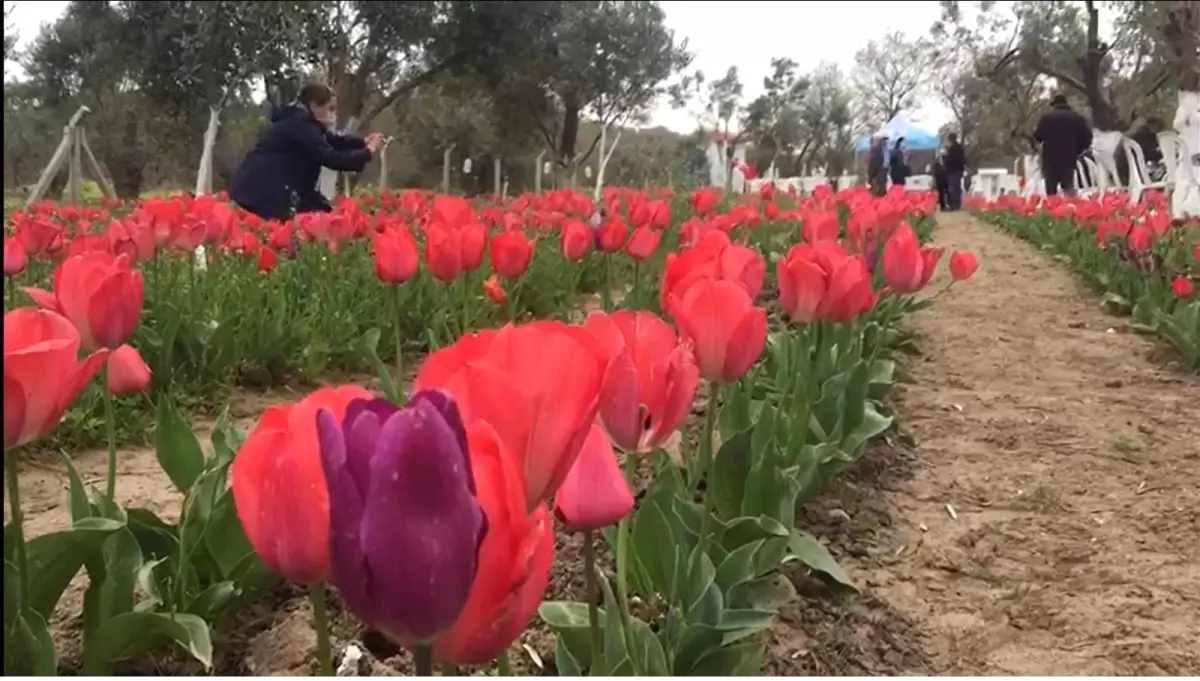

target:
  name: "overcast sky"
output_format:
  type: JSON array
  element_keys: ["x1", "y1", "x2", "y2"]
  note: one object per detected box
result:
[{"x1": 4, "y1": 0, "x2": 952, "y2": 133}]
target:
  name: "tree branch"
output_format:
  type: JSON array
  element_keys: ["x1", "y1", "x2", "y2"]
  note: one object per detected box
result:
[{"x1": 359, "y1": 51, "x2": 471, "y2": 129}]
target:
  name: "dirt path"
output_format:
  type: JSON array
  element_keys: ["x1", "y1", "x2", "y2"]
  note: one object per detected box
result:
[{"x1": 855, "y1": 211, "x2": 1200, "y2": 674}]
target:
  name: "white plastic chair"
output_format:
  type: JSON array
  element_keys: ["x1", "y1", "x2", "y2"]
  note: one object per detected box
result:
[
  {"x1": 1075, "y1": 156, "x2": 1102, "y2": 196},
  {"x1": 1122, "y1": 136, "x2": 1167, "y2": 203}
]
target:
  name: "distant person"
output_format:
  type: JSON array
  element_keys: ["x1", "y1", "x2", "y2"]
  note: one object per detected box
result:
[
  {"x1": 1032, "y1": 94, "x2": 1093, "y2": 196},
  {"x1": 231, "y1": 82, "x2": 383, "y2": 222},
  {"x1": 943, "y1": 132, "x2": 968, "y2": 210},
  {"x1": 889, "y1": 137, "x2": 910, "y2": 187},
  {"x1": 867, "y1": 134, "x2": 888, "y2": 196},
  {"x1": 932, "y1": 153, "x2": 949, "y2": 210}
]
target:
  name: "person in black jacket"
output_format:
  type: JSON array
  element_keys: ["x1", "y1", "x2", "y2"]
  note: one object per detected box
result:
[
  {"x1": 888, "y1": 137, "x2": 910, "y2": 187},
  {"x1": 867, "y1": 134, "x2": 888, "y2": 196},
  {"x1": 931, "y1": 154, "x2": 949, "y2": 210},
  {"x1": 1032, "y1": 94, "x2": 1093, "y2": 196},
  {"x1": 943, "y1": 133, "x2": 968, "y2": 210},
  {"x1": 231, "y1": 83, "x2": 382, "y2": 222}
]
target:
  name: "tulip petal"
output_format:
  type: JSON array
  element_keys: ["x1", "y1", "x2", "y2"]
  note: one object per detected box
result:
[
  {"x1": 343, "y1": 398, "x2": 398, "y2": 493},
  {"x1": 4, "y1": 373, "x2": 27, "y2": 451},
  {"x1": 554, "y1": 425, "x2": 634, "y2": 531},
  {"x1": 21, "y1": 287, "x2": 60, "y2": 314},
  {"x1": 409, "y1": 389, "x2": 471, "y2": 492},
  {"x1": 318, "y1": 409, "x2": 371, "y2": 599}
]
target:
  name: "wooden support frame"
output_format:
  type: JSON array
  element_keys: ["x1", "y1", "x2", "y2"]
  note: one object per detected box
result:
[{"x1": 25, "y1": 105, "x2": 117, "y2": 206}]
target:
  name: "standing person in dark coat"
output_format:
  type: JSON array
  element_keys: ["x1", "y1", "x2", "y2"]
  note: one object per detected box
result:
[
  {"x1": 1032, "y1": 94, "x2": 1093, "y2": 196},
  {"x1": 932, "y1": 154, "x2": 949, "y2": 210},
  {"x1": 943, "y1": 132, "x2": 968, "y2": 210},
  {"x1": 231, "y1": 82, "x2": 383, "y2": 222},
  {"x1": 888, "y1": 138, "x2": 910, "y2": 187},
  {"x1": 867, "y1": 134, "x2": 888, "y2": 196}
]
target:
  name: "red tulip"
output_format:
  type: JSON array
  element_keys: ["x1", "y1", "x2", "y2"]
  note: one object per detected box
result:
[
  {"x1": 432, "y1": 421, "x2": 554, "y2": 664},
  {"x1": 373, "y1": 227, "x2": 420, "y2": 284},
  {"x1": 1172, "y1": 276, "x2": 1194, "y2": 300},
  {"x1": 483, "y1": 275, "x2": 506, "y2": 305},
  {"x1": 777, "y1": 245, "x2": 828, "y2": 324},
  {"x1": 231, "y1": 385, "x2": 372, "y2": 584},
  {"x1": 659, "y1": 231, "x2": 765, "y2": 315},
  {"x1": 4, "y1": 308, "x2": 108, "y2": 450},
  {"x1": 690, "y1": 188, "x2": 720, "y2": 216},
  {"x1": 425, "y1": 224, "x2": 465, "y2": 283},
  {"x1": 554, "y1": 424, "x2": 633, "y2": 530},
  {"x1": 819, "y1": 255, "x2": 877, "y2": 323},
  {"x1": 597, "y1": 217, "x2": 629, "y2": 254},
  {"x1": 670, "y1": 279, "x2": 767, "y2": 384},
  {"x1": 583, "y1": 311, "x2": 699, "y2": 453},
  {"x1": 489, "y1": 229, "x2": 533, "y2": 280},
  {"x1": 24, "y1": 251, "x2": 145, "y2": 350},
  {"x1": 625, "y1": 226, "x2": 660, "y2": 262},
  {"x1": 881, "y1": 223, "x2": 939, "y2": 293},
  {"x1": 948, "y1": 251, "x2": 979, "y2": 282},
  {"x1": 257, "y1": 246, "x2": 278, "y2": 274},
  {"x1": 560, "y1": 220, "x2": 592, "y2": 262},
  {"x1": 460, "y1": 223, "x2": 488, "y2": 272},
  {"x1": 4, "y1": 238, "x2": 26, "y2": 277},
  {"x1": 415, "y1": 321, "x2": 605, "y2": 509},
  {"x1": 106, "y1": 344, "x2": 152, "y2": 396}
]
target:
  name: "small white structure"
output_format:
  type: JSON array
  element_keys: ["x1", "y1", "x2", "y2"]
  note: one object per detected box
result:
[
  {"x1": 1171, "y1": 90, "x2": 1200, "y2": 219},
  {"x1": 706, "y1": 131, "x2": 749, "y2": 192}
]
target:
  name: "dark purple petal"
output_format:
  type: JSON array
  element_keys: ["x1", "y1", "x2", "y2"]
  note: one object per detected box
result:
[
  {"x1": 408, "y1": 389, "x2": 472, "y2": 494},
  {"x1": 316, "y1": 410, "x2": 371, "y2": 617},
  {"x1": 342, "y1": 399, "x2": 393, "y2": 495},
  {"x1": 356, "y1": 398, "x2": 485, "y2": 641}
]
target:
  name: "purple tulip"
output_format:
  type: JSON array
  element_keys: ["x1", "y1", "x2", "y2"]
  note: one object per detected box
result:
[
  {"x1": 316, "y1": 390, "x2": 487, "y2": 644},
  {"x1": 864, "y1": 246, "x2": 879, "y2": 274}
]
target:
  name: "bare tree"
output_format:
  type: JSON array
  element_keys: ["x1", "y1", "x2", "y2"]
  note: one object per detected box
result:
[{"x1": 851, "y1": 31, "x2": 932, "y2": 126}]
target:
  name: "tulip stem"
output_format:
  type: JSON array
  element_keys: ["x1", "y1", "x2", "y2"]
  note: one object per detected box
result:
[
  {"x1": 5, "y1": 454, "x2": 31, "y2": 612},
  {"x1": 309, "y1": 583, "x2": 334, "y2": 677},
  {"x1": 440, "y1": 663, "x2": 459, "y2": 676},
  {"x1": 602, "y1": 255, "x2": 613, "y2": 312},
  {"x1": 103, "y1": 364, "x2": 119, "y2": 502},
  {"x1": 413, "y1": 644, "x2": 434, "y2": 676},
  {"x1": 460, "y1": 275, "x2": 471, "y2": 335},
  {"x1": 690, "y1": 381, "x2": 721, "y2": 497},
  {"x1": 393, "y1": 284, "x2": 405, "y2": 391},
  {"x1": 631, "y1": 261, "x2": 641, "y2": 309},
  {"x1": 582, "y1": 530, "x2": 602, "y2": 669},
  {"x1": 694, "y1": 382, "x2": 722, "y2": 561},
  {"x1": 496, "y1": 648, "x2": 512, "y2": 676}
]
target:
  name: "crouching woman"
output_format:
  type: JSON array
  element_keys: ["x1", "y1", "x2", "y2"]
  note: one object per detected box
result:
[{"x1": 231, "y1": 82, "x2": 382, "y2": 222}]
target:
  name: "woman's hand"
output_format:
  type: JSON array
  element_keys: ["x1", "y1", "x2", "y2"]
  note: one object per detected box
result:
[{"x1": 365, "y1": 133, "x2": 384, "y2": 154}]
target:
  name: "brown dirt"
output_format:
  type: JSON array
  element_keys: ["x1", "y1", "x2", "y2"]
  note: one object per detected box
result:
[
  {"x1": 768, "y1": 211, "x2": 1200, "y2": 675},
  {"x1": 13, "y1": 212, "x2": 1200, "y2": 675}
]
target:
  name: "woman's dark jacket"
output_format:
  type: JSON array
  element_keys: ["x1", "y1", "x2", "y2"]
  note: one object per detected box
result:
[
  {"x1": 230, "y1": 105, "x2": 372, "y2": 222},
  {"x1": 888, "y1": 147, "x2": 909, "y2": 185}
]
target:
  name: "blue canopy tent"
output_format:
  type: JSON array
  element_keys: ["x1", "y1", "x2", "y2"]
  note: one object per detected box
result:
[{"x1": 854, "y1": 116, "x2": 940, "y2": 153}]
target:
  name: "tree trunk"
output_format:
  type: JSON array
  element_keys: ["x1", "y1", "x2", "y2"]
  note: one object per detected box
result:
[
  {"x1": 194, "y1": 106, "x2": 222, "y2": 196},
  {"x1": 558, "y1": 97, "x2": 581, "y2": 168}
]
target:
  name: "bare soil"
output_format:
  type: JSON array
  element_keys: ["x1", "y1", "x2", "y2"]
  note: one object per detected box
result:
[
  {"x1": 12, "y1": 213, "x2": 1200, "y2": 674},
  {"x1": 772, "y1": 211, "x2": 1200, "y2": 675}
]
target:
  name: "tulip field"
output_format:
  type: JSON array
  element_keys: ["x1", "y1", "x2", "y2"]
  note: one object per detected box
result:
[
  {"x1": 6, "y1": 182, "x2": 1198, "y2": 676},
  {"x1": 3, "y1": 182, "x2": 974, "y2": 676},
  {"x1": 968, "y1": 191, "x2": 1200, "y2": 370}
]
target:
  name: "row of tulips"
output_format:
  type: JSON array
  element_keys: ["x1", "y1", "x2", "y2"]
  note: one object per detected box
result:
[
  {"x1": 5, "y1": 183, "x2": 977, "y2": 675},
  {"x1": 968, "y1": 191, "x2": 1200, "y2": 370}
]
